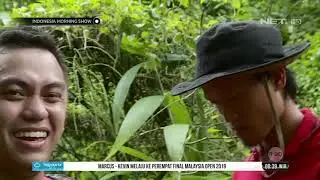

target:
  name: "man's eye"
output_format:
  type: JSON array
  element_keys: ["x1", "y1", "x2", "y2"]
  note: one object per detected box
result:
[
  {"x1": 5, "y1": 90, "x2": 25, "y2": 100},
  {"x1": 44, "y1": 93, "x2": 62, "y2": 102}
]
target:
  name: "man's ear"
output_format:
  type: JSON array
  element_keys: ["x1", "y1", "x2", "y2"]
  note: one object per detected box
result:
[{"x1": 271, "y1": 67, "x2": 287, "y2": 90}]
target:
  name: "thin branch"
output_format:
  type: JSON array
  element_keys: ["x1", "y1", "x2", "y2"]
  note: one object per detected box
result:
[
  {"x1": 185, "y1": 145, "x2": 208, "y2": 154},
  {"x1": 114, "y1": 31, "x2": 123, "y2": 68},
  {"x1": 138, "y1": 127, "x2": 164, "y2": 136},
  {"x1": 185, "y1": 136, "x2": 238, "y2": 145},
  {"x1": 200, "y1": 4, "x2": 206, "y2": 33},
  {"x1": 85, "y1": 63, "x2": 122, "y2": 77},
  {"x1": 190, "y1": 122, "x2": 226, "y2": 128},
  {"x1": 80, "y1": 46, "x2": 116, "y2": 62}
]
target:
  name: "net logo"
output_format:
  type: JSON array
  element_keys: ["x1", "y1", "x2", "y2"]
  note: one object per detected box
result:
[
  {"x1": 260, "y1": 18, "x2": 302, "y2": 25},
  {"x1": 268, "y1": 147, "x2": 283, "y2": 162}
]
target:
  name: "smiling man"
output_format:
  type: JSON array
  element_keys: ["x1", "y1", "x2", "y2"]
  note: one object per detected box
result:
[
  {"x1": 0, "y1": 27, "x2": 70, "y2": 180},
  {"x1": 171, "y1": 21, "x2": 320, "y2": 179}
]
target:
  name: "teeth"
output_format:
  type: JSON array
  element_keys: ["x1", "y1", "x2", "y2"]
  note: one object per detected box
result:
[{"x1": 15, "y1": 131, "x2": 48, "y2": 138}]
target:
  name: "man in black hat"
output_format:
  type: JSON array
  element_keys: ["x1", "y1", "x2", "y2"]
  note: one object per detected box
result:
[{"x1": 171, "y1": 21, "x2": 320, "y2": 179}]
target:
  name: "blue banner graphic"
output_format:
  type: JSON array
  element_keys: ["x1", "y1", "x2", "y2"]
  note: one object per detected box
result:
[{"x1": 32, "y1": 162, "x2": 64, "y2": 171}]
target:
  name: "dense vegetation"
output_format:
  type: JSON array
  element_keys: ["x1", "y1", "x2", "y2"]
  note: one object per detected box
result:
[{"x1": 1, "y1": 0, "x2": 319, "y2": 179}]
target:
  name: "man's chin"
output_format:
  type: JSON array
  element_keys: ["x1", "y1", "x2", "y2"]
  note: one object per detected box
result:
[
  {"x1": 238, "y1": 137, "x2": 261, "y2": 148},
  {"x1": 13, "y1": 152, "x2": 50, "y2": 167}
]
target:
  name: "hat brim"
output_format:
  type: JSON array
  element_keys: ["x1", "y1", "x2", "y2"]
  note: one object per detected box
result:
[{"x1": 171, "y1": 41, "x2": 311, "y2": 96}]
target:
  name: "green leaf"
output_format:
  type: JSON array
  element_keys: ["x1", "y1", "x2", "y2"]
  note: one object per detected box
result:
[
  {"x1": 119, "y1": 146, "x2": 156, "y2": 161},
  {"x1": 163, "y1": 94, "x2": 200, "y2": 162},
  {"x1": 165, "y1": 54, "x2": 189, "y2": 61},
  {"x1": 0, "y1": 12, "x2": 11, "y2": 26},
  {"x1": 232, "y1": 0, "x2": 241, "y2": 9},
  {"x1": 120, "y1": 16, "x2": 136, "y2": 35},
  {"x1": 207, "y1": 128, "x2": 222, "y2": 133},
  {"x1": 112, "y1": 64, "x2": 142, "y2": 133},
  {"x1": 223, "y1": 135, "x2": 233, "y2": 143},
  {"x1": 164, "y1": 124, "x2": 189, "y2": 161},
  {"x1": 180, "y1": 0, "x2": 190, "y2": 7},
  {"x1": 84, "y1": 141, "x2": 112, "y2": 152},
  {"x1": 164, "y1": 93, "x2": 192, "y2": 124},
  {"x1": 107, "y1": 95, "x2": 164, "y2": 160},
  {"x1": 100, "y1": 172, "x2": 131, "y2": 180},
  {"x1": 143, "y1": 54, "x2": 161, "y2": 70},
  {"x1": 121, "y1": 35, "x2": 147, "y2": 55}
]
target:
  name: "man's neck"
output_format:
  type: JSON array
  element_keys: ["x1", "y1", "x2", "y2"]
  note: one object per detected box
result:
[
  {"x1": 261, "y1": 99, "x2": 304, "y2": 152},
  {"x1": 0, "y1": 166, "x2": 45, "y2": 180}
]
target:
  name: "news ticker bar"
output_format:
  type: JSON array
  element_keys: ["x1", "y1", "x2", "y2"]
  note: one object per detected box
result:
[
  {"x1": 32, "y1": 162, "x2": 289, "y2": 171},
  {"x1": 14, "y1": 18, "x2": 101, "y2": 25}
]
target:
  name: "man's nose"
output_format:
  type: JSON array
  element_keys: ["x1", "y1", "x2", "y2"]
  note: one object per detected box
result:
[{"x1": 22, "y1": 96, "x2": 48, "y2": 121}]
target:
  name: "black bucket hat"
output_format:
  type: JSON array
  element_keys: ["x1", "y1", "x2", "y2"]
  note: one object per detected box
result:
[{"x1": 171, "y1": 21, "x2": 310, "y2": 96}]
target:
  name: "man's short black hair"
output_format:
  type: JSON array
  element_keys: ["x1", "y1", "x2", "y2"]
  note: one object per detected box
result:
[
  {"x1": 0, "y1": 26, "x2": 67, "y2": 79},
  {"x1": 284, "y1": 68, "x2": 298, "y2": 101}
]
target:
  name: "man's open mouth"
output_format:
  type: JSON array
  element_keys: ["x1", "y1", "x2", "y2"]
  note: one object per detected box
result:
[
  {"x1": 12, "y1": 128, "x2": 50, "y2": 149},
  {"x1": 14, "y1": 131, "x2": 48, "y2": 141},
  {"x1": 14, "y1": 129, "x2": 49, "y2": 141}
]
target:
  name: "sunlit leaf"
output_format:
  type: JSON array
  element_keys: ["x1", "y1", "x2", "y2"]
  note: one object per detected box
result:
[
  {"x1": 164, "y1": 124, "x2": 189, "y2": 161},
  {"x1": 119, "y1": 146, "x2": 156, "y2": 161},
  {"x1": 200, "y1": 0, "x2": 206, "y2": 4},
  {"x1": 232, "y1": 0, "x2": 241, "y2": 9},
  {"x1": 121, "y1": 35, "x2": 147, "y2": 55},
  {"x1": 165, "y1": 54, "x2": 188, "y2": 61},
  {"x1": 107, "y1": 96, "x2": 164, "y2": 160},
  {"x1": 164, "y1": 93, "x2": 192, "y2": 124},
  {"x1": 180, "y1": 0, "x2": 189, "y2": 7},
  {"x1": 112, "y1": 64, "x2": 142, "y2": 133},
  {"x1": 207, "y1": 128, "x2": 222, "y2": 133}
]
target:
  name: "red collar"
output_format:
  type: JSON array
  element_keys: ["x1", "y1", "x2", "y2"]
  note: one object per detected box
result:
[
  {"x1": 252, "y1": 108, "x2": 318, "y2": 160},
  {"x1": 285, "y1": 108, "x2": 318, "y2": 157}
]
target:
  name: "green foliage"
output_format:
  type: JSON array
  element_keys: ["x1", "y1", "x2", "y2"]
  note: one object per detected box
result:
[
  {"x1": 107, "y1": 95, "x2": 164, "y2": 160},
  {"x1": 291, "y1": 32, "x2": 320, "y2": 114},
  {"x1": 164, "y1": 93, "x2": 192, "y2": 124},
  {"x1": 100, "y1": 172, "x2": 131, "y2": 180},
  {"x1": 118, "y1": 146, "x2": 156, "y2": 161},
  {"x1": 112, "y1": 63, "x2": 142, "y2": 133},
  {"x1": 164, "y1": 124, "x2": 190, "y2": 161}
]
